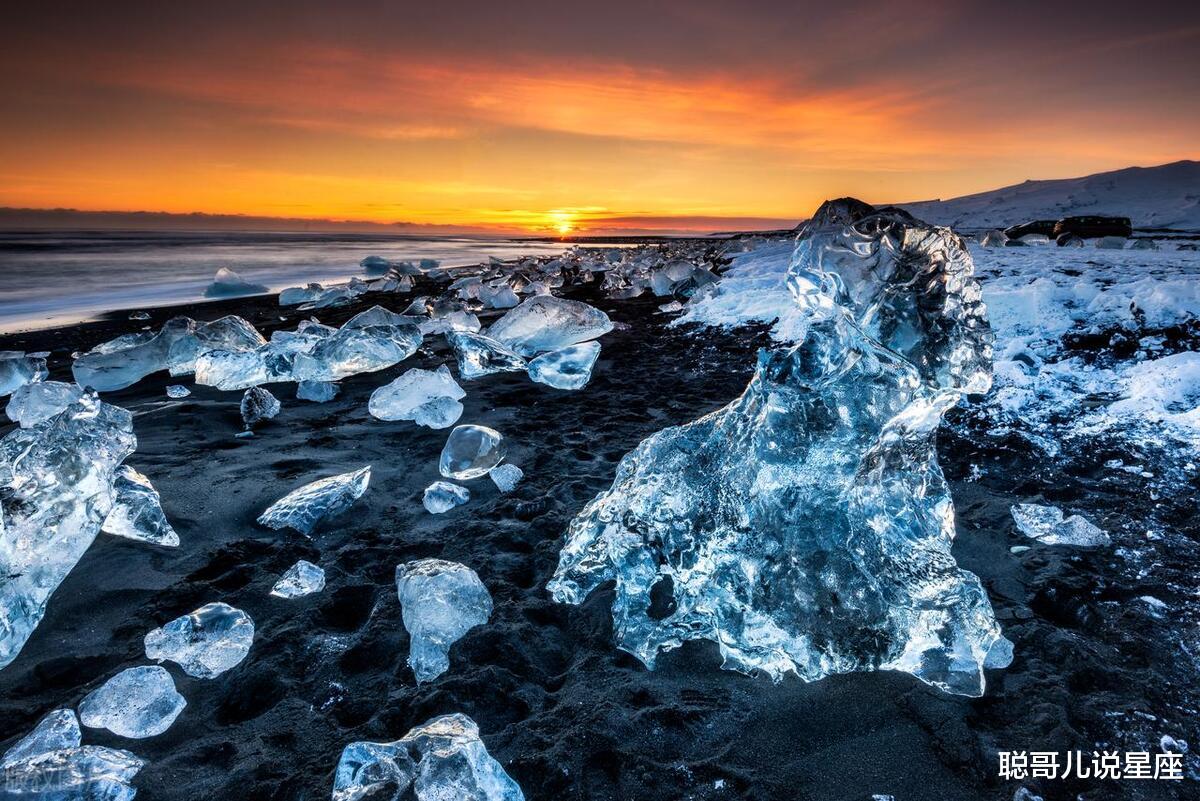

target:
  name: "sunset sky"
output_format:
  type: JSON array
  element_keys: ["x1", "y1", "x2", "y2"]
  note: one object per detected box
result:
[{"x1": 2, "y1": 1, "x2": 1198, "y2": 234}]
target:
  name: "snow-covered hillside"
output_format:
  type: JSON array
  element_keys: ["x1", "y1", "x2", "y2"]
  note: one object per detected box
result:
[{"x1": 898, "y1": 161, "x2": 1200, "y2": 232}]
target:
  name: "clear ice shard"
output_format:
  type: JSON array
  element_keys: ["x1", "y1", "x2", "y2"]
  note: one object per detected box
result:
[
  {"x1": 78, "y1": 665, "x2": 187, "y2": 738},
  {"x1": 5, "y1": 380, "x2": 84, "y2": 427},
  {"x1": 257, "y1": 467, "x2": 372, "y2": 535},
  {"x1": 292, "y1": 321, "x2": 422, "y2": 382},
  {"x1": 369, "y1": 365, "x2": 465, "y2": 428},
  {"x1": 204, "y1": 266, "x2": 268, "y2": 298},
  {"x1": 439, "y1": 425, "x2": 506, "y2": 480},
  {"x1": 144, "y1": 602, "x2": 255, "y2": 678},
  {"x1": 423, "y1": 481, "x2": 470, "y2": 514},
  {"x1": 332, "y1": 713, "x2": 523, "y2": 801},
  {"x1": 166, "y1": 384, "x2": 191, "y2": 399},
  {"x1": 488, "y1": 463, "x2": 524, "y2": 493},
  {"x1": 241, "y1": 386, "x2": 281, "y2": 429},
  {"x1": 1010, "y1": 503, "x2": 1110, "y2": 547},
  {"x1": 271, "y1": 560, "x2": 326, "y2": 598},
  {"x1": 527, "y1": 342, "x2": 601, "y2": 390},
  {"x1": 445, "y1": 331, "x2": 527, "y2": 380},
  {"x1": 486, "y1": 296, "x2": 613, "y2": 357},
  {"x1": 0, "y1": 352, "x2": 49, "y2": 396},
  {"x1": 549, "y1": 199, "x2": 1011, "y2": 697},
  {"x1": 0, "y1": 394, "x2": 136, "y2": 671},
  {"x1": 3, "y1": 709, "x2": 143, "y2": 801},
  {"x1": 297, "y1": 380, "x2": 340, "y2": 402},
  {"x1": 395, "y1": 559, "x2": 493, "y2": 682},
  {"x1": 101, "y1": 465, "x2": 180, "y2": 546}
]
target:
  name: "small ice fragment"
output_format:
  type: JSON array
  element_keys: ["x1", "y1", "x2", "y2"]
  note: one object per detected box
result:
[
  {"x1": 332, "y1": 740, "x2": 415, "y2": 801},
  {"x1": 204, "y1": 267, "x2": 268, "y2": 298},
  {"x1": 439, "y1": 425, "x2": 505, "y2": 480},
  {"x1": 3, "y1": 709, "x2": 81, "y2": 764},
  {"x1": 166, "y1": 384, "x2": 191, "y2": 399},
  {"x1": 658, "y1": 300, "x2": 684, "y2": 313},
  {"x1": 360, "y1": 255, "x2": 392, "y2": 276},
  {"x1": 423, "y1": 481, "x2": 469, "y2": 514},
  {"x1": 297, "y1": 380, "x2": 340, "y2": 403},
  {"x1": 1011, "y1": 503, "x2": 1111, "y2": 546},
  {"x1": 241, "y1": 386, "x2": 280, "y2": 429},
  {"x1": 369, "y1": 365, "x2": 465, "y2": 428},
  {"x1": 235, "y1": 430, "x2": 255, "y2": 439},
  {"x1": 395, "y1": 559, "x2": 493, "y2": 682},
  {"x1": 78, "y1": 666, "x2": 186, "y2": 738},
  {"x1": 1160, "y1": 734, "x2": 1188, "y2": 753},
  {"x1": 129, "y1": 311, "x2": 150, "y2": 321},
  {"x1": 144, "y1": 602, "x2": 255, "y2": 678},
  {"x1": 527, "y1": 341, "x2": 601, "y2": 390},
  {"x1": 257, "y1": 467, "x2": 371, "y2": 535},
  {"x1": 486, "y1": 296, "x2": 612, "y2": 357},
  {"x1": 489, "y1": 463, "x2": 524, "y2": 493},
  {"x1": 2, "y1": 710, "x2": 143, "y2": 800},
  {"x1": 271, "y1": 560, "x2": 326, "y2": 599},
  {"x1": 0, "y1": 352, "x2": 49, "y2": 396},
  {"x1": 445, "y1": 331, "x2": 527, "y2": 380},
  {"x1": 1013, "y1": 789, "x2": 1043, "y2": 801},
  {"x1": 101, "y1": 465, "x2": 180, "y2": 546},
  {"x1": 5, "y1": 380, "x2": 83, "y2": 427}
]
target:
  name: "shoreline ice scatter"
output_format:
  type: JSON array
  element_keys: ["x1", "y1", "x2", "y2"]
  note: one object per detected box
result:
[
  {"x1": 0, "y1": 351, "x2": 49, "y2": 396},
  {"x1": 1010, "y1": 503, "x2": 1111, "y2": 546},
  {"x1": 5, "y1": 380, "x2": 83, "y2": 427},
  {"x1": 446, "y1": 331, "x2": 528, "y2": 380},
  {"x1": 332, "y1": 713, "x2": 524, "y2": 801},
  {"x1": 486, "y1": 295, "x2": 613, "y2": 356},
  {"x1": 527, "y1": 341, "x2": 601, "y2": 390},
  {"x1": 101, "y1": 465, "x2": 180, "y2": 547},
  {"x1": 166, "y1": 384, "x2": 191, "y2": 398},
  {"x1": 297, "y1": 379, "x2": 340, "y2": 402},
  {"x1": 78, "y1": 665, "x2": 187, "y2": 738},
  {"x1": 2, "y1": 709, "x2": 144, "y2": 800},
  {"x1": 423, "y1": 481, "x2": 470, "y2": 514},
  {"x1": 257, "y1": 466, "x2": 371, "y2": 535},
  {"x1": 439, "y1": 425, "x2": 506, "y2": 480},
  {"x1": 144, "y1": 602, "x2": 255, "y2": 678},
  {"x1": 271, "y1": 560, "x2": 326, "y2": 598},
  {"x1": 369, "y1": 365, "x2": 466, "y2": 428},
  {"x1": 551, "y1": 199, "x2": 1011, "y2": 696},
  {"x1": 0, "y1": 394, "x2": 136, "y2": 671},
  {"x1": 489, "y1": 463, "x2": 524, "y2": 493},
  {"x1": 241, "y1": 386, "x2": 281, "y2": 429},
  {"x1": 396, "y1": 559, "x2": 494, "y2": 682},
  {"x1": 204, "y1": 266, "x2": 269, "y2": 298}
]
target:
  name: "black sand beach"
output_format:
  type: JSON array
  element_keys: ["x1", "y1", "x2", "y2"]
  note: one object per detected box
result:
[{"x1": 0, "y1": 279, "x2": 1194, "y2": 801}]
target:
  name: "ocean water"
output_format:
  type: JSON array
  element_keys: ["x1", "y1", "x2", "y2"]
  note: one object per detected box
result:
[{"x1": 0, "y1": 231, "x2": 576, "y2": 332}]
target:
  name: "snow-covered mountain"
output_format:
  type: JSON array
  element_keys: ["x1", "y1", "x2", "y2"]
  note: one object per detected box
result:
[{"x1": 898, "y1": 160, "x2": 1200, "y2": 232}]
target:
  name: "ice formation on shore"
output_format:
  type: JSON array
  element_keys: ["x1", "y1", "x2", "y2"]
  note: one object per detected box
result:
[
  {"x1": 369, "y1": 365, "x2": 465, "y2": 428},
  {"x1": 527, "y1": 341, "x2": 601, "y2": 390},
  {"x1": 144, "y1": 602, "x2": 255, "y2": 678},
  {"x1": 488, "y1": 463, "x2": 524, "y2": 493},
  {"x1": 423, "y1": 481, "x2": 470, "y2": 514},
  {"x1": 257, "y1": 467, "x2": 371, "y2": 535},
  {"x1": 0, "y1": 394, "x2": 136, "y2": 671},
  {"x1": 487, "y1": 295, "x2": 612, "y2": 357},
  {"x1": 78, "y1": 665, "x2": 187, "y2": 738},
  {"x1": 1011, "y1": 503, "x2": 1110, "y2": 546},
  {"x1": 3, "y1": 709, "x2": 144, "y2": 799},
  {"x1": 332, "y1": 713, "x2": 524, "y2": 801},
  {"x1": 241, "y1": 386, "x2": 280, "y2": 429},
  {"x1": 101, "y1": 465, "x2": 180, "y2": 546},
  {"x1": 439, "y1": 425, "x2": 506, "y2": 480},
  {"x1": 446, "y1": 331, "x2": 528, "y2": 380},
  {"x1": 396, "y1": 559, "x2": 493, "y2": 682},
  {"x1": 5, "y1": 380, "x2": 83, "y2": 427},
  {"x1": 549, "y1": 199, "x2": 1011, "y2": 696},
  {"x1": 0, "y1": 351, "x2": 48, "y2": 396},
  {"x1": 271, "y1": 560, "x2": 326, "y2": 598},
  {"x1": 205, "y1": 266, "x2": 268, "y2": 298}
]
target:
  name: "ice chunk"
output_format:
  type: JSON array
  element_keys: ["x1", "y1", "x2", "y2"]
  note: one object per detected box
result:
[
  {"x1": 78, "y1": 666, "x2": 186, "y2": 738},
  {"x1": 395, "y1": 560, "x2": 493, "y2": 682},
  {"x1": 271, "y1": 560, "x2": 326, "y2": 598},
  {"x1": 241, "y1": 386, "x2": 281, "y2": 429},
  {"x1": 195, "y1": 349, "x2": 270, "y2": 391},
  {"x1": 488, "y1": 463, "x2": 524, "y2": 493},
  {"x1": 166, "y1": 384, "x2": 191, "y2": 399},
  {"x1": 292, "y1": 323, "x2": 422, "y2": 382},
  {"x1": 332, "y1": 714, "x2": 523, "y2": 801},
  {"x1": 439, "y1": 425, "x2": 506, "y2": 480},
  {"x1": 0, "y1": 352, "x2": 48, "y2": 396},
  {"x1": 166, "y1": 315, "x2": 266, "y2": 376},
  {"x1": 204, "y1": 266, "x2": 268, "y2": 298},
  {"x1": 280, "y1": 282, "x2": 327, "y2": 306},
  {"x1": 479, "y1": 284, "x2": 520, "y2": 309},
  {"x1": 144, "y1": 602, "x2": 255, "y2": 678},
  {"x1": 486, "y1": 296, "x2": 613, "y2": 357},
  {"x1": 1010, "y1": 503, "x2": 1110, "y2": 546},
  {"x1": 297, "y1": 380, "x2": 340, "y2": 402},
  {"x1": 549, "y1": 200, "x2": 1010, "y2": 696},
  {"x1": 5, "y1": 380, "x2": 83, "y2": 427},
  {"x1": 3, "y1": 709, "x2": 81, "y2": 764},
  {"x1": 257, "y1": 467, "x2": 371, "y2": 535},
  {"x1": 342, "y1": 305, "x2": 411, "y2": 330},
  {"x1": 101, "y1": 465, "x2": 180, "y2": 547},
  {"x1": 445, "y1": 332, "x2": 527, "y2": 380},
  {"x1": 361, "y1": 255, "x2": 392, "y2": 275},
  {"x1": 0, "y1": 395, "x2": 135, "y2": 671},
  {"x1": 369, "y1": 365, "x2": 465, "y2": 428},
  {"x1": 527, "y1": 342, "x2": 601, "y2": 390},
  {"x1": 423, "y1": 481, "x2": 469, "y2": 514}
]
